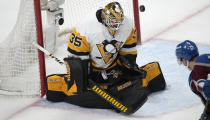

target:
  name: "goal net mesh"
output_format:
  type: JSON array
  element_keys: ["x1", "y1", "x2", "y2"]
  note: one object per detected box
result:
[{"x1": 0, "y1": 0, "x2": 40, "y2": 96}]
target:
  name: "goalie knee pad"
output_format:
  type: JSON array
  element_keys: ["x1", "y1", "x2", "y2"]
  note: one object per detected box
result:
[
  {"x1": 47, "y1": 74, "x2": 78, "y2": 96},
  {"x1": 46, "y1": 74, "x2": 68, "y2": 102},
  {"x1": 47, "y1": 57, "x2": 89, "y2": 97},
  {"x1": 141, "y1": 62, "x2": 166, "y2": 92}
]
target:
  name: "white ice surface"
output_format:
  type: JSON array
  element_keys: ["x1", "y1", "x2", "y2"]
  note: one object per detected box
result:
[{"x1": 0, "y1": 0, "x2": 210, "y2": 120}]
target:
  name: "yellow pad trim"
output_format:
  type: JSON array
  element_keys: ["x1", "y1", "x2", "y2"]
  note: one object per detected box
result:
[
  {"x1": 142, "y1": 62, "x2": 161, "y2": 87},
  {"x1": 47, "y1": 74, "x2": 77, "y2": 96}
]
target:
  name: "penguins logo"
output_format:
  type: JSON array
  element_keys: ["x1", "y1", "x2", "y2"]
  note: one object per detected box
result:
[{"x1": 96, "y1": 40, "x2": 123, "y2": 64}]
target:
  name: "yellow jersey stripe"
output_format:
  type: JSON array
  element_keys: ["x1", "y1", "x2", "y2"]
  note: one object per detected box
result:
[
  {"x1": 119, "y1": 50, "x2": 137, "y2": 55},
  {"x1": 124, "y1": 27, "x2": 137, "y2": 45}
]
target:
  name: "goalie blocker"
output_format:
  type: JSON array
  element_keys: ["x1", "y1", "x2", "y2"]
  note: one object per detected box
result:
[{"x1": 46, "y1": 57, "x2": 166, "y2": 113}]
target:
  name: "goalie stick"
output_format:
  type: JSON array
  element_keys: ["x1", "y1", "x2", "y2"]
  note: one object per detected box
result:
[
  {"x1": 33, "y1": 42, "x2": 64, "y2": 65},
  {"x1": 32, "y1": 42, "x2": 142, "y2": 115}
]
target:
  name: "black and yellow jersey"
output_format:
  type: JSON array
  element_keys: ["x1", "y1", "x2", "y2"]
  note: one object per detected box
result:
[{"x1": 67, "y1": 16, "x2": 138, "y2": 70}]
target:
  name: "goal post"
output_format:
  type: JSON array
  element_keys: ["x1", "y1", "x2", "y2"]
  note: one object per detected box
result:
[
  {"x1": 34, "y1": 0, "x2": 46, "y2": 97},
  {"x1": 133, "y1": 0, "x2": 141, "y2": 44},
  {"x1": 0, "y1": 0, "x2": 141, "y2": 97}
]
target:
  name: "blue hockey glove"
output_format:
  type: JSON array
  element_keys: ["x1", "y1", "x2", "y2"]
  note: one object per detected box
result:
[
  {"x1": 200, "y1": 114, "x2": 210, "y2": 120},
  {"x1": 203, "y1": 80, "x2": 210, "y2": 99},
  {"x1": 197, "y1": 80, "x2": 210, "y2": 99}
]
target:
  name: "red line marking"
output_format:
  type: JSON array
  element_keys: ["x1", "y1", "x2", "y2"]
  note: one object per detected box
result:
[
  {"x1": 144, "y1": 5, "x2": 210, "y2": 43},
  {"x1": 152, "y1": 37, "x2": 210, "y2": 47},
  {"x1": 4, "y1": 98, "x2": 42, "y2": 120}
]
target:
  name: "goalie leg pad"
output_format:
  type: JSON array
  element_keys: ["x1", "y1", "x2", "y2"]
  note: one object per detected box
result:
[
  {"x1": 46, "y1": 74, "x2": 68, "y2": 102},
  {"x1": 63, "y1": 57, "x2": 89, "y2": 94},
  {"x1": 47, "y1": 73, "x2": 80, "y2": 96},
  {"x1": 47, "y1": 57, "x2": 89, "y2": 100},
  {"x1": 141, "y1": 62, "x2": 166, "y2": 93},
  {"x1": 46, "y1": 74, "x2": 113, "y2": 109},
  {"x1": 47, "y1": 74, "x2": 68, "y2": 92},
  {"x1": 115, "y1": 83, "x2": 148, "y2": 114}
]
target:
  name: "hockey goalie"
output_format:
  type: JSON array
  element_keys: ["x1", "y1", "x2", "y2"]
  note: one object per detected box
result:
[{"x1": 46, "y1": 2, "x2": 166, "y2": 114}]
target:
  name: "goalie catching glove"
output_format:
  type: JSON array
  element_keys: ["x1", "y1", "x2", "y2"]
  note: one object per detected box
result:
[
  {"x1": 118, "y1": 55, "x2": 166, "y2": 93},
  {"x1": 118, "y1": 55, "x2": 147, "y2": 80}
]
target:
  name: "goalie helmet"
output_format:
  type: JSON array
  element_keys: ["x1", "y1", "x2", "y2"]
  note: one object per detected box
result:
[
  {"x1": 102, "y1": 2, "x2": 124, "y2": 34},
  {"x1": 175, "y1": 40, "x2": 199, "y2": 62}
]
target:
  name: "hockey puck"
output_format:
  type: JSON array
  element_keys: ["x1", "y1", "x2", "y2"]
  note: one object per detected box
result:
[{"x1": 139, "y1": 5, "x2": 145, "y2": 12}]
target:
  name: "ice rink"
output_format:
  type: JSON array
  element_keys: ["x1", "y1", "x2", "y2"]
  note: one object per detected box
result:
[{"x1": 0, "y1": 0, "x2": 210, "y2": 120}]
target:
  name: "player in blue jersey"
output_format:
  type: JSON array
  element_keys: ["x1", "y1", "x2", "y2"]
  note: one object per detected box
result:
[{"x1": 175, "y1": 40, "x2": 210, "y2": 120}]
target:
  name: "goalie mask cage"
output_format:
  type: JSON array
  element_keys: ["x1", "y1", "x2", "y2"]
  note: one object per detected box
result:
[{"x1": 0, "y1": 0, "x2": 141, "y2": 97}]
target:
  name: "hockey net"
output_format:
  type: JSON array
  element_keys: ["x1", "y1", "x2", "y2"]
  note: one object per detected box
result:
[
  {"x1": 0, "y1": 0, "x2": 140, "y2": 96},
  {"x1": 0, "y1": 0, "x2": 45, "y2": 96}
]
